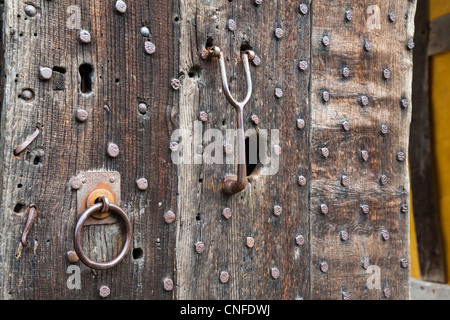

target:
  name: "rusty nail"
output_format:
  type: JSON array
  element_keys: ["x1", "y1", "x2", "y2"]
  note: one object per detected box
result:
[
  {"x1": 107, "y1": 143, "x2": 119, "y2": 158},
  {"x1": 340, "y1": 231, "x2": 349, "y2": 241},
  {"x1": 341, "y1": 175, "x2": 349, "y2": 187},
  {"x1": 79, "y1": 30, "x2": 91, "y2": 44},
  {"x1": 274, "y1": 87, "x2": 283, "y2": 98},
  {"x1": 360, "y1": 204, "x2": 370, "y2": 215},
  {"x1": 252, "y1": 54, "x2": 262, "y2": 66},
  {"x1": 322, "y1": 90, "x2": 330, "y2": 102},
  {"x1": 401, "y1": 203, "x2": 409, "y2": 214},
  {"x1": 39, "y1": 67, "x2": 52, "y2": 80},
  {"x1": 140, "y1": 27, "x2": 150, "y2": 37},
  {"x1": 388, "y1": 12, "x2": 397, "y2": 22},
  {"x1": 219, "y1": 271, "x2": 229, "y2": 283},
  {"x1": 342, "y1": 67, "x2": 350, "y2": 78},
  {"x1": 20, "y1": 89, "x2": 34, "y2": 101},
  {"x1": 195, "y1": 241, "x2": 205, "y2": 254},
  {"x1": 14, "y1": 127, "x2": 40, "y2": 156},
  {"x1": 342, "y1": 291, "x2": 350, "y2": 300},
  {"x1": 320, "y1": 204, "x2": 329, "y2": 215},
  {"x1": 321, "y1": 147, "x2": 330, "y2": 159},
  {"x1": 298, "y1": 60, "x2": 308, "y2": 71},
  {"x1": 24, "y1": 4, "x2": 37, "y2": 17},
  {"x1": 380, "y1": 175, "x2": 388, "y2": 186},
  {"x1": 222, "y1": 207, "x2": 232, "y2": 220},
  {"x1": 99, "y1": 285, "x2": 110, "y2": 298},
  {"x1": 400, "y1": 258, "x2": 409, "y2": 268},
  {"x1": 115, "y1": 0, "x2": 127, "y2": 14},
  {"x1": 136, "y1": 178, "x2": 148, "y2": 191},
  {"x1": 384, "y1": 288, "x2": 391, "y2": 298},
  {"x1": 361, "y1": 150, "x2": 369, "y2": 162},
  {"x1": 169, "y1": 141, "x2": 179, "y2": 152},
  {"x1": 138, "y1": 103, "x2": 148, "y2": 114},
  {"x1": 144, "y1": 41, "x2": 156, "y2": 55},
  {"x1": 397, "y1": 151, "x2": 406, "y2": 162},
  {"x1": 383, "y1": 68, "x2": 391, "y2": 80},
  {"x1": 407, "y1": 39, "x2": 415, "y2": 50},
  {"x1": 200, "y1": 48, "x2": 210, "y2": 60},
  {"x1": 364, "y1": 40, "x2": 373, "y2": 52},
  {"x1": 163, "y1": 278, "x2": 174, "y2": 291},
  {"x1": 70, "y1": 177, "x2": 83, "y2": 190},
  {"x1": 251, "y1": 114, "x2": 260, "y2": 125},
  {"x1": 171, "y1": 78, "x2": 181, "y2": 90},
  {"x1": 401, "y1": 98, "x2": 408, "y2": 109},
  {"x1": 273, "y1": 205, "x2": 282, "y2": 217},
  {"x1": 227, "y1": 19, "x2": 236, "y2": 31},
  {"x1": 299, "y1": 4, "x2": 308, "y2": 15},
  {"x1": 21, "y1": 207, "x2": 37, "y2": 247},
  {"x1": 274, "y1": 28, "x2": 284, "y2": 39},
  {"x1": 75, "y1": 109, "x2": 89, "y2": 122},
  {"x1": 246, "y1": 237, "x2": 255, "y2": 248},
  {"x1": 342, "y1": 121, "x2": 350, "y2": 132},
  {"x1": 360, "y1": 95, "x2": 369, "y2": 107},
  {"x1": 297, "y1": 118, "x2": 305, "y2": 130},
  {"x1": 271, "y1": 267, "x2": 280, "y2": 279},
  {"x1": 273, "y1": 145, "x2": 282, "y2": 156},
  {"x1": 381, "y1": 230, "x2": 390, "y2": 241},
  {"x1": 322, "y1": 35, "x2": 330, "y2": 47},
  {"x1": 164, "y1": 210, "x2": 176, "y2": 224},
  {"x1": 345, "y1": 10, "x2": 353, "y2": 21},
  {"x1": 298, "y1": 175, "x2": 307, "y2": 187},
  {"x1": 320, "y1": 262, "x2": 329, "y2": 273},
  {"x1": 67, "y1": 250, "x2": 79, "y2": 263},
  {"x1": 223, "y1": 143, "x2": 233, "y2": 155},
  {"x1": 198, "y1": 111, "x2": 208, "y2": 122},
  {"x1": 295, "y1": 235, "x2": 305, "y2": 246},
  {"x1": 381, "y1": 124, "x2": 388, "y2": 135},
  {"x1": 362, "y1": 259, "x2": 370, "y2": 270}
]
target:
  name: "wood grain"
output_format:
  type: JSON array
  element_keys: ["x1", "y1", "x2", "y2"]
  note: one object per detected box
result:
[
  {"x1": 0, "y1": 0, "x2": 178, "y2": 299},
  {"x1": 0, "y1": 0, "x2": 416, "y2": 300},
  {"x1": 309, "y1": 0, "x2": 415, "y2": 299}
]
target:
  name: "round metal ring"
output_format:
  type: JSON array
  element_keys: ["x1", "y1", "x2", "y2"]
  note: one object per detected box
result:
[{"x1": 74, "y1": 201, "x2": 132, "y2": 270}]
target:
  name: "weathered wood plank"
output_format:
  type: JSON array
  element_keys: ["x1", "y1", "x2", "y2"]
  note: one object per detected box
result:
[
  {"x1": 176, "y1": 0, "x2": 311, "y2": 300},
  {"x1": 0, "y1": 0, "x2": 178, "y2": 299},
  {"x1": 310, "y1": 0, "x2": 416, "y2": 299},
  {"x1": 410, "y1": 0, "x2": 446, "y2": 283}
]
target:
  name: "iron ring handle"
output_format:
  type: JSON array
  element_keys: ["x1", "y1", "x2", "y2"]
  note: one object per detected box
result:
[{"x1": 73, "y1": 197, "x2": 133, "y2": 270}]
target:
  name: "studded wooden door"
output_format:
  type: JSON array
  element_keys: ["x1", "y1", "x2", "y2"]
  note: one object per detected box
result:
[{"x1": 0, "y1": 0, "x2": 416, "y2": 300}]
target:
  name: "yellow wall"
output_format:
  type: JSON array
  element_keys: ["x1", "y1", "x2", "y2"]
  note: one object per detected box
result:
[{"x1": 429, "y1": 0, "x2": 450, "y2": 283}]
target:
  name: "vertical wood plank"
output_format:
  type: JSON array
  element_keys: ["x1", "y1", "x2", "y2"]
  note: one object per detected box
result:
[
  {"x1": 176, "y1": 0, "x2": 311, "y2": 300},
  {"x1": 410, "y1": 0, "x2": 446, "y2": 283},
  {"x1": 310, "y1": 0, "x2": 416, "y2": 299},
  {"x1": 0, "y1": 0, "x2": 179, "y2": 299}
]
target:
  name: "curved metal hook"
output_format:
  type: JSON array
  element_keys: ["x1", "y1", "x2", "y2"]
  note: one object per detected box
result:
[{"x1": 210, "y1": 48, "x2": 254, "y2": 195}]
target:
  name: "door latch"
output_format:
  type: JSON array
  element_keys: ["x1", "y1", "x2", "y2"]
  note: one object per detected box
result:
[{"x1": 208, "y1": 47, "x2": 255, "y2": 195}]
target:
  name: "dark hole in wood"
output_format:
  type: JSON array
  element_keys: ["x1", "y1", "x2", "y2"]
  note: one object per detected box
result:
[
  {"x1": 79, "y1": 63, "x2": 93, "y2": 94},
  {"x1": 240, "y1": 42, "x2": 253, "y2": 52},
  {"x1": 188, "y1": 65, "x2": 202, "y2": 78},
  {"x1": 246, "y1": 134, "x2": 258, "y2": 176},
  {"x1": 132, "y1": 248, "x2": 144, "y2": 259},
  {"x1": 33, "y1": 156, "x2": 42, "y2": 165},
  {"x1": 17, "y1": 184, "x2": 23, "y2": 188},
  {"x1": 53, "y1": 66, "x2": 66, "y2": 74},
  {"x1": 13, "y1": 203, "x2": 24, "y2": 213}
]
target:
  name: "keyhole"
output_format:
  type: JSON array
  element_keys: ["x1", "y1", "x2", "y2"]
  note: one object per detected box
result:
[{"x1": 79, "y1": 63, "x2": 93, "y2": 94}]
